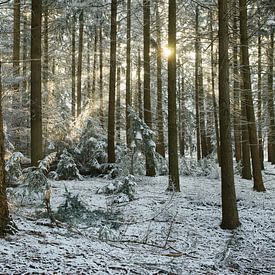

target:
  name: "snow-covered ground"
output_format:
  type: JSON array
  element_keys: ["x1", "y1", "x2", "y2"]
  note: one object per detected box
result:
[{"x1": 0, "y1": 163, "x2": 274, "y2": 274}]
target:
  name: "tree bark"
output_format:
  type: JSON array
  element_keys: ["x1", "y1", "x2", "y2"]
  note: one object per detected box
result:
[
  {"x1": 107, "y1": 0, "x2": 117, "y2": 163},
  {"x1": 71, "y1": 15, "x2": 76, "y2": 118},
  {"x1": 31, "y1": 0, "x2": 43, "y2": 166},
  {"x1": 167, "y1": 0, "x2": 180, "y2": 191},
  {"x1": 267, "y1": 29, "x2": 275, "y2": 164},
  {"x1": 143, "y1": 0, "x2": 156, "y2": 176},
  {"x1": 12, "y1": 0, "x2": 21, "y2": 149},
  {"x1": 155, "y1": 1, "x2": 165, "y2": 158},
  {"x1": 195, "y1": 6, "x2": 201, "y2": 161},
  {"x1": 239, "y1": 0, "x2": 265, "y2": 191},
  {"x1": 0, "y1": 61, "x2": 12, "y2": 237},
  {"x1": 92, "y1": 26, "x2": 98, "y2": 102},
  {"x1": 218, "y1": 0, "x2": 240, "y2": 229},
  {"x1": 116, "y1": 66, "x2": 121, "y2": 143},
  {"x1": 126, "y1": 0, "x2": 132, "y2": 147},
  {"x1": 99, "y1": 24, "x2": 104, "y2": 128},
  {"x1": 232, "y1": 0, "x2": 242, "y2": 163},
  {"x1": 137, "y1": 49, "x2": 143, "y2": 120},
  {"x1": 77, "y1": 11, "x2": 84, "y2": 117}
]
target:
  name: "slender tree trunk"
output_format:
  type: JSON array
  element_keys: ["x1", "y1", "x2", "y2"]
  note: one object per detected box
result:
[
  {"x1": 239, "y1": 0, "x2": 265, "y2": 191},
  {"x1": 241, "y1": 87, "x2": 252, "y2": 179},
  {"x1": 232, "y1": 0, "x2": 242, "y2": 163},
  {"x1": 12, "y1": 0, "x2": 21, "y2": 149},
  {"x1": 71, "y1": 15, "x2": 76, "y2": 118},
  {"x1": 99, "y1": 24, "x2": 104, "y2": 127},
  {"x1": 218, "y1": 0, "x2": 240, "y2": 230},
  {"x1": 87, "y1": 36, "x2": 91, "y2": 104},
  {"x1": 116, "y1": 66, "x2": 121, "y2": 143},
  {"x1": 167, "y1": 0, "x2": 180, "y2": 191},
  {"x1": 210, "y1": 14, "x2": 221, "y2": 164},
  {"x1": 267, "y1": 30, "x2": 275, "y2": 164},
  {"x1": 31, "y1": 0, "x2": 43, "y2": 166},
  {"x1": 257, "y1": 15, "x2": 264, "y2": 169},
  {"x1": 77, "y1": 11, "x2": 84, "y2": 116},
  {"x1": 0, "y1": 61, "x2": 12, "y2": 237},
  {"x1": 43, "y1": 4, "x2": 49, "y2": 150},
  {"x1": 143, "y1": 0, "x2": 156, "y2": 176},
  {"x1": 107, "y1": 0, "x2": 117, "y2": 163},
  {"x1": 195, "y1": 6, "x2": 201, "y2": 161},
  {"x1": 138, "y1": 49, "x2": 143, "y2": 120},
  {"x1": 156, "y1": 2, "x2": 165, "y2": 158},
  {"x1": 179, "y1": 72, "x2": 185, "y2": 157},
  {"x1": 92, "y1": 27, "x2": 98, "y2": 102},
  {"x1": 126, "y1": 0, "x2": 132, "y2": 147}
]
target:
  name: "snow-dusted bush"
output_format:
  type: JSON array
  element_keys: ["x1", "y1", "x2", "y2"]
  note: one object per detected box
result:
[
  {"x1": 55, "y1": 149, "x2": 83, "y2": 180},
  {"x1": 180, "y1": 157, "x2": 219, "y2": 179},
  {"x1": 38, "y1": 152, "x2": 57, "y2": 175},
  {"x1": 97, "y1": 176, "x2": 136, "y2": 202},
  {"x1": 5, "y1": 152, "x2": 24, "y2": 185}
]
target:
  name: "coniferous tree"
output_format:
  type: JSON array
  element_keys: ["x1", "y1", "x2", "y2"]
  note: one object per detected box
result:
[
  {"x1": 31, "y1": 0, "x2": 43, "y2": 166},
  {"x1": 239, "y1": 0, "x2": 265, "y2": 191},
  {"x1": 155, "y1": 1, "x2": 165, "y2": 158},
  {"x1": 218, "y1": 0, "x2": 240, "y2": 229},
  {"x1": 71, "y1": 15, "x2": 76, "y2": 118},
  {"x1": 107, "y1": 0, "x2": 117, "y2": 163},
  {"x1": 267, "y1": 29, "x2": 275, "y2": 164},
  {"x1": 167, "y1": 0, "x2": 180, "y2": 191},
  {"x1": 0, "y1": 61, "x2": 12, "y2": 237},
  {"x1": 143, "y1": 0, "x2": 156, "y2": 176},
  {"x1": 125, "y1": 0, "x2": 131, "y2": 147},
  {"x1": 77, "y1": 11, "x2": 84, "y2": 116}
]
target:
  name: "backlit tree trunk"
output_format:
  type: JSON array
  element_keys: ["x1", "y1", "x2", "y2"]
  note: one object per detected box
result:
[
  {"x1": 167, "y1": 0, "x2": 180, "y2": 191},
  {"x1": 143, "y1": 0, "x2": 156, "y2": 176},
  {"x1": 218, "y1": 0, "x2": 240, "y2": 229},
  {"x1": 71, "y1": 15, "x2": 76, "y2": 118},
  {"x1": 267, "y1": 29, "x2": 275, "y2": 164},
  {"x1": 239, "y1": 0, "x2": 265, "y2": 191},
  {"x1": 156, "y1": 1, "x2": 165, "y2": 158},
  {"x1": 77, "y1": 11, "x2": 84, "y2": 116},
  {"x1": 126, "y1": 0, "x2": 132, "y2": 147},
  {"x1": 31, "y1": 0, "x2": 43, "y2": 166},
  {"x1": 107, "y1": 0, "x2": 117, "y2": 163}
]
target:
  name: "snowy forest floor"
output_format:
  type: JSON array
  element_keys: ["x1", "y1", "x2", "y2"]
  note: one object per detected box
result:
[{"x1": 0, "y1": 163, "x2": 274, "y2": 274}]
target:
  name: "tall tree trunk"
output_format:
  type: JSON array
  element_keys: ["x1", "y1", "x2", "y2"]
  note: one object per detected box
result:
[
  {"x1": 126, "y1": 0, "x2": 132, "y2": 147},
  {"x1": 71, "y1": 15, "x2": 76, "y2": 118},
  {"x1": 195, "y1": 6, "x2": 201, "y2": 161},
  {"x1": 179, "y1": 72, "x2": 185, "y2": 157},
  {"x1": 107, "y1": 0, "x2": 117, "y2": 163},
  {"x1": 167, "y1": 0, "x2": 180, "y2": 191},
  {"x1": 156, "y1": 1, "x2": 165, "y2": 158},
  {"x1": 116, "y1": 66, "x2": 121, "y2": 143},
  {"x1": 77, "y1": 11, "x2": 84, "y2": 116},
  {"x1": 99, "y1": 24, "x2": 104, "y2": 127},
  {"x1": 209, "y1": 12, "x2": 221, "y2": 164},
  {"x1": 239, "y1": 0, "x2": 265, "y2": 191},
  {"x1": 12, "y1": 0, "x2": 21, "y2": 149},
  {"x1": 143, "y1": 0, "x2": 156, "y2": 176},
  {"x1": 241, "y1": 87, "x2": 252, "y2": 179},
  {"x1": 218, "y1": 0, "x2": 240, "y2": 230},
  {"x1": 267, "y1": 29, "x2": 275, "y2": 164},
  {"x1": 87, "y1": 36, "x2": 91, "y2": 104},
  {"x1": 92, "y1": 26, "x2": 98, "y2": 102},
  {"x1": 31, "y1": 0, "x2": 43, "y2": 166},
  {"x1": 43, "y1": 3, "x2": 49, "y2": 150},
  {"x1": 232, "y1": 0, "x2": 242, "y2": 163},
  {"x1": 257, "y1": 14, "x2": 264, "y2": 169},
  {"x1": 0, "y1": 61, "x2": 12, "y2": 237},
  {"x1": 137, "y1": 49, "x2": 143, "y2": 120}
]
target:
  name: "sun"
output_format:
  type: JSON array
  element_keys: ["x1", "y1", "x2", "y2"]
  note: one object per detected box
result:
[{"x1": 162, "y1": 47, "x2": 172, "y2": 58}]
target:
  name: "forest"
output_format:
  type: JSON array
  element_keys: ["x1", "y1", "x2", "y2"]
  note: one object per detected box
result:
[{"x1": 0, "y1": 0, "x2": 274, "y2": 273}]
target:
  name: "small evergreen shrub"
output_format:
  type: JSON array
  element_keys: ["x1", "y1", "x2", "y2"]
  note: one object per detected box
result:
[{"x1": 56, "y1": 149, "x2": 83, "y2": 180}]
